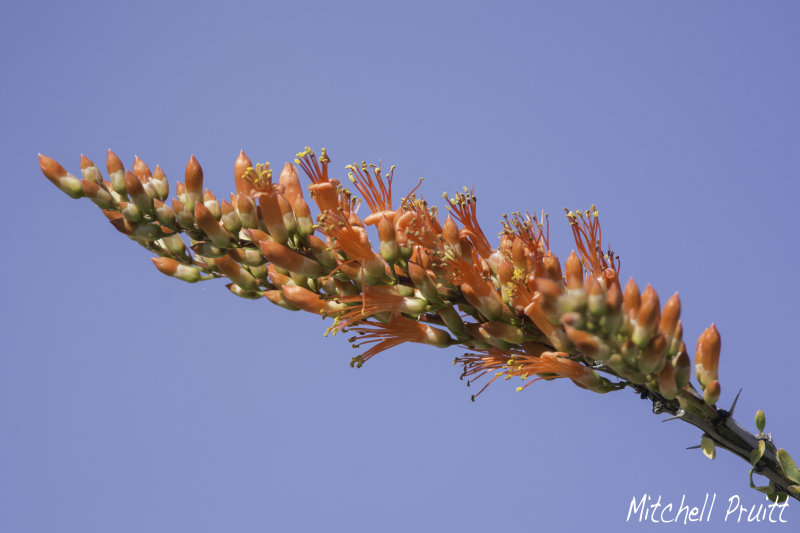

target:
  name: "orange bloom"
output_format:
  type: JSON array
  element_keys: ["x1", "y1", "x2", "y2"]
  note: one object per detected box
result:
[
  {"x1": 329, "y1": 286, "x2": 428, "y2": 333},
  {"x1": 444, "y1": 188, "x2": 492, "y2": 258},
  {"x1": 349, "y1": 314, "x2": 452, "y2": 366},
  {"x1": 565, "y1": 206, "x2": 620, "y2": 287},
  {"x1": 294, "y1": 146, "x2": 332, "y2": 184},
  {"x1": 455, "y1": 349, "x2": 603, "y2": 398},
  {"x1": 346, "y1": 160, "x2": 423, "y2": 225}
]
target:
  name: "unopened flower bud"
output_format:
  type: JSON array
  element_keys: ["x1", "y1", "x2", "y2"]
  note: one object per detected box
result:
[
  {"x1": 236, "y1": 194, "x2": 259, "y2": 229},
  {"x1": 657, "y1": 359, "x2": 678, "y2": 399},
  {"x1": 110, "y1": 219, "x2": 162, "y2": 240},
  {"x1": 151, "y1": 165, "x2": 169, "y2": 200},
  {"x1": 443, "y1": 215, "x2": 461, "y2": 249},
  {"x1": 585, "y1": 277, "x2": 605, "y2": 316},
  {"x1": 152, "y1": 257, "x2": 201, "y2": 283},
  {"x1": 639, "y1": 333, "x2": 667, "y2": 374},
  {"x1": 276, "y1": 193, "x2": 298, "y2": 237},
  {"x1": 246, "y1": 228, "x2": 270, "y2": 244},
  {"x1": 132, "y1": 155, "x2": 152, "y2": 182},
  {"x1": 38, "y1": 154, "x2": 83, "y2": 198},
  {"x1": 234, "y1": 150, "x2": 254, "y2": 196},
  {"x1": 161, "y1": 233, "x2": 188, "y2": 257},
  {"x1": 497, "y1": 257, "x2": 514, "y2": 286},
  {"x1": 279, "y1": 162, "x2": 303, "y2": 204},
  {"x1": 511, "y1": 236, "x2": 527, "y2": 270},
  {"x1": 257, "y1": 190, "x2": 289, "y2": 244},
  {"x1": 191, "y1": 242, "x2": 226, "y2": 258},
  {"x1": 600, "y1": 281, "x2": 623, "y2": 336},
  {"x1": 259, "y1": 240, "x2": 324, "y2": 277},
  {"x1": 281, "y1": 285, "x2": 348, "y2": 315},
  {"x1": 407, "y1": 262, "x2": 441, "y2": 303},
  {"x1": 153, "y1": 199, "x2": 177, "y2": 229},
  {"x1": 461, "y1": 283, "x2": 503, "y2": 322},
  {"x1": 80, "y1": 154, "x2": 102, "y2": 184},
  {"x1": 564, "y1": 324, "x2": 609, "y2": 360},
  {"x1": 195, "y1": 202, "x2": 232, "y2": 248},
  {"x1": 674, "y1": 349, "x2": 691, "y2": 390},
  {"x1": 307, "y1": 235, "x2": 338, "y2": 269},
  {"x1": 214, "y1": 255, "x2": 259, "y2": 291},
  {"x1": 105, "y1": 149, "x2": 128, "y2": 196},
  {"x1": 668, "y1": 320, "x2": 684, "y2": 357},
  {"x1": 542, "y1": 252, "x2": 563, "y2": 281},
  {"x1": 118, "y1": 201, "x2": 143, "y2": 223},
  {"x1": 227, "y1": 247, "x2": 265, "y2": 267},
  {"x1": 203, "y1": 189, "x2": 221, "y2": 220},
  {"x1": 219, "y1": 200, "x2": 242, "y2": 234},
  {"x1": 171, "y1": 198, "x2": 195, "y2": 229},
  {"x1": 226, "y1": 282, "x2": 263, "y2": 299},
  {"x1": 264, "y1": 264, "x2": 289, "y2": 288},
  {"x1": 695, "y1": 323, "x2": 721, "y2": 389},
  {"x1": 660, "y1": 292, "x2": 681, "y2": 337},
  {"x1": 292, "y1": 196, "x2": 314, "y2": 238},
  {"x1": 703, "y1": 379, "x2": 721, "y2": 405},
  {"x1": 81, "y1": 180, "x2": 115, "y2": 209},
  {"x1": 124, "y1": 170, "x2": 153, "y2": 215},
  {"x1": 377, "y1": 215, "x2": 399, "y2": 264},
  {"x1": 565, "y1": 251, "x2": 583, "y2": 290},
  {"x1": 185, "y1": 155, "x2": 204, "y2": 202},
  {"x1": 637, "y1": 285, "x2": 660, "y2": 326},
  {"x1": 623, "y1": 278, "x2": 641, "y2": 319},
  {"x1": 633, "y1": 286, "x2": 660, "y2": 348},
  {"x1": 482, "y1": 321, "x2": 526, "y2": 345},
  {"x1": 263, "y1": 289, "x2": 300, "y2": 310}
]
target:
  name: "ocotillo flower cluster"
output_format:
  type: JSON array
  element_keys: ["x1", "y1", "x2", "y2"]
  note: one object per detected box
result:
[{"x1": 38, "y1": 148, "x2": 800, "y2": 501}]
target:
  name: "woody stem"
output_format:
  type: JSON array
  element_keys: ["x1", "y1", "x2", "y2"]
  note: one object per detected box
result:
[{"x1": 633, "y1": 384, "x2": 800, "y2": 502}]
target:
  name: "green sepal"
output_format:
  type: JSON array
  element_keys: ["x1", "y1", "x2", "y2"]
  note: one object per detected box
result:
[
  {"x1": 787, "y1": 485, "x2": 800, "y2": 494},
  {"x1": 750, "y1": 440, "x2": 765, "y2": 466},
  {"x1": 776, "y1": 449, "x2": 800, "y2": 484}
]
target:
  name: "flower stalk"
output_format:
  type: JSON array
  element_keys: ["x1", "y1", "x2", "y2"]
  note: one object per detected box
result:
[{"x1": 38, "y1": 148, "x2": 800, "y2": 502}]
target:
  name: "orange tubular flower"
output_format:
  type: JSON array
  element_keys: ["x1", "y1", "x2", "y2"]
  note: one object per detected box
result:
[
  {"x1": 281, "y1": 285, "x2": 348, "y2": 316},
  {"x1": 349, "y1": 314, "x2": 452, "y2": 367},
  {"x1": 446, "y1": 253, "x2": 506, "y2": 321},
  {"x1": 395, "y1": 198, "x2": 443, "y2": 254},
  {"x1": 346, "y1": 160, "x2": 424, "y2": 225},
  {"x1": 565, "y1": 206, "x2": 620, "y2": 286},
  {"x1": 502, "y1": 211, "x2": 550, "y2": 274},
  {"x1": 239, "y1": 161, "x2": 290, "y2": 245},
  {"x1": 329, "y1": 286, "x2": 428, "y2": 333},
  {"x1": 455, "y1": 349, "x2": 608, "y2": 399},
  {"x1": 294, "y1": 146, "x2": 332, "y2": 184},
  {"x1": 444, "y1": 188, "x2": 492, "y2": 259}
]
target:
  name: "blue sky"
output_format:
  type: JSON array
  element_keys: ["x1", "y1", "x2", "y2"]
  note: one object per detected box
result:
[{"x1": 2, "y1": 1, "x2": 799, "y2": 531}]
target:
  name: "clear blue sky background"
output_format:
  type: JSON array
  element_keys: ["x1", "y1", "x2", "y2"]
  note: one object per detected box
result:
[{"x1": 2, "y1": 2, "x2": 799, "y2": 532}]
